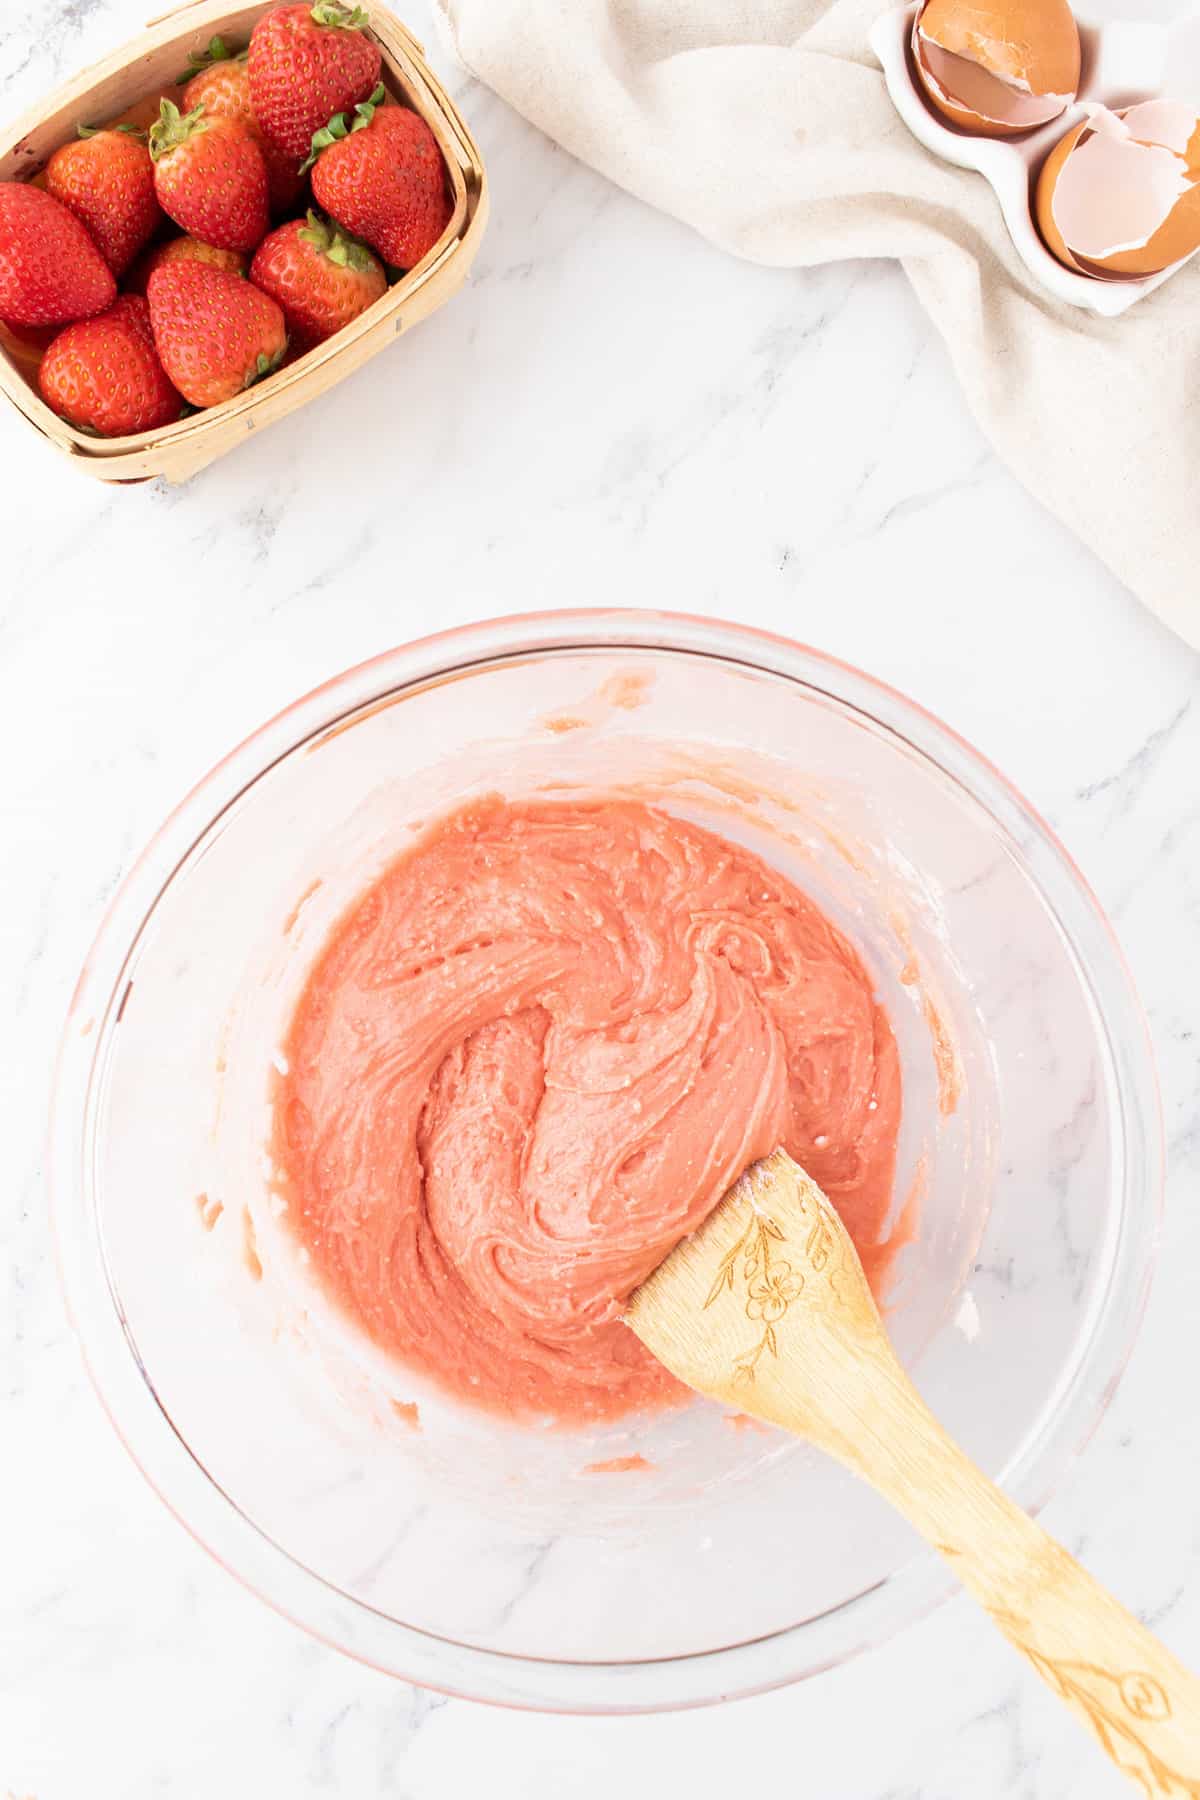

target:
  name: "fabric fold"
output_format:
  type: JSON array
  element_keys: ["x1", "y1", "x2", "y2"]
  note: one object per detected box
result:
[{"x1": 434, "y1": 0, "x2": 1200, "y2": 644}]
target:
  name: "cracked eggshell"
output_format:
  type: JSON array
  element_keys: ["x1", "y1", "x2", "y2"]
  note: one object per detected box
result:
[
  {"x1": 912, "y1": 0, "x2": 1081, "y2": 138},
  {"x1": 1036, "y1": 101, "x2": 1200, "y2": 278}
]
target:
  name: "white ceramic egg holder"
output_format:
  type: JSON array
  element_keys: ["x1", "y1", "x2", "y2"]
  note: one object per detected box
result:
[{"x1": 870, "y1": 4, "x2": 1200, "y2": 315}]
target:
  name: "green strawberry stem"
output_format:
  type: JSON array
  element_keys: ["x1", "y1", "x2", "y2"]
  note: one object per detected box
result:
[
  {"x1": 175, "y1": 34, "x2": 245, "y2": 83},
  {"x1": 297, "y1": 208, "x2": 376, "y2": 270},
  {"x1": 300, "y1": 82, "x2": 386, "y2": 171},
  {"x1": 246, "y1": 346, "x2": 286, "y2": 390},
  {"x1": 310, "y1": 3, "x2": 371, "y2": 30},
  {"x1": 77, "y1": 121, "x2": 148, "y2": 141},
  {"x1": 148, "y1": 99, "x2": 209, "y2": 162}
]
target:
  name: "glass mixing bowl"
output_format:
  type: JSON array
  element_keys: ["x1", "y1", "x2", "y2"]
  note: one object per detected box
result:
[{"x1": 51, "y1": 611, "x2": 1161, "y2": 1712}]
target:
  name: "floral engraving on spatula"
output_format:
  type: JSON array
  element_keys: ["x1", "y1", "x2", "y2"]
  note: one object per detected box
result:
[
  {"x1": 1022, "y1": 1653, "x2": 1198, "y2": 1797},
  {"x1": 982, "y1": 1608, "x2": 1198, "y2": 1799},
  {"x1": 703, "y1": 1170, "x2": 836, "y2": 1381}
]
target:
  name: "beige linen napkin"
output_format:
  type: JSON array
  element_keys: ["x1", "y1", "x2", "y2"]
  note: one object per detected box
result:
[{"x1": 433, "y1": 0, "x2": 1199, "y2": 645}]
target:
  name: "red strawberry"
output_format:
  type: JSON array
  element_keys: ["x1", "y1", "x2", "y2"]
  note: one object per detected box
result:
[
  {"x1": 249, "y1": 209, "x2": 385, "y2": 351},
  {"x1": 0, "y1": 183, "x2": 116, "y2": 327},
  {"x1": 127, "y1": 233, "x2": 248, "y2": 295},
  {"x1": 181, "y1": 36, "x2": 303, "y2": 215},
  {"x1": 148, "y1": 99, "x2": 269, "y2": 253},
  {"x1": 38, "y1": 294, "x2": 181, "y2": 436},
  {"x1": 147, "y1": 259, "x2": 286, "y2": 407},
  {"x1": 45, "y1": 125, "x2": 161, "y2": 276},
  {"x1": 248, "y1": 3, "x2": 381, "y2": 164},
  {"x1": 309, "y1": 91, "x2": 450, "y2": 270}
]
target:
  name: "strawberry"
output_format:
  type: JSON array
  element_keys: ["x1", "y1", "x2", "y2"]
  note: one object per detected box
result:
[
  {"x1": 147, "y1": 259, "x2": 286, "y2": 407},
  {"x1": 0, "y1": 183, "x2": 116, "y2": 327},
  {"x1": 249, "y1": 209, "x2": 385, "y2": 351},
  {"x1": 38, "y1": 294, "x2": 181, "y2": 436},
  {"x1": 148, "y1": 99, "x2": 269, "y2": 253},
  {"x1": 308, "y1": 89, "x2": 450, "y2": 270},
  {"x1": 127, "y1": 233, "x2": 248, "y2": 294},
  {"x1": 181, "y1": 35, "x2": 303, "y2": 215},
  {"x1": 248, "y1": 3, "x2": 381, "y2": 164},
  {"x1": 45, "y1": 124, "x2": 161, "y2": 277}
]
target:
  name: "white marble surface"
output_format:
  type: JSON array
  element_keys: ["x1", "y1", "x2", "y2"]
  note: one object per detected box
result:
[{"x1": 2, "y1": 0, "x2": 1199, "y2": 1794}]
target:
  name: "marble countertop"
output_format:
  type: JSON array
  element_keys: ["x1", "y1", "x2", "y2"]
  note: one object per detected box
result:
[{"x1": 3, "y1": 1, "x2": 1199, "y2": 1794}]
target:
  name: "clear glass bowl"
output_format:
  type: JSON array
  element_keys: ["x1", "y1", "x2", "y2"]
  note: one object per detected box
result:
[{"x1": 51, "y1": 611, "x2": 1162, "y2": 1712}]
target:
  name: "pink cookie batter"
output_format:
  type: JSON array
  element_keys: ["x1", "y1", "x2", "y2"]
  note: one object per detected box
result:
[{"x1": 272, "y1": 797, "x2": 903, "y2": 1425}]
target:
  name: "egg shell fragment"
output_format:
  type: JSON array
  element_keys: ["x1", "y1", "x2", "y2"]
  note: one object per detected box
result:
[
  {"x1": 1036, "y1": 101, "x2": 1200, "y2": 278},
  {"x1": 912, "y1": 0, "x2": 1080, "y2": 137}
]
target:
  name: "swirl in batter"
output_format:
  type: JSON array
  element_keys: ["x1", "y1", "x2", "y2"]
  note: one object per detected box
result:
[{"x1": 272, "y1": 797, "x2": 903, "y2": 1425}]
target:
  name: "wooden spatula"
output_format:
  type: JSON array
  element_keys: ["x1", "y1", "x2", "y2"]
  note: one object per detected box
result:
[{"x1": 627, "y1": 1148, "x2": 1200, "y2": 1793}]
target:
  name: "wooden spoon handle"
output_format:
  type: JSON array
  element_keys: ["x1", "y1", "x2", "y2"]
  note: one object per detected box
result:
[
  {"x1": 839, "y1": 1364, "x2": 1200, "y2": 1795},
  {"x1": 626, "y1": 1154, "x2": 1200, "y2": 1790},
  {"x1": 949, "y1": 1513, "x2": 1200, "y2": 1796}
]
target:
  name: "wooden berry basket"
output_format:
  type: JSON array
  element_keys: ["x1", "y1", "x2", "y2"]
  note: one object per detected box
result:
[{"x1": 0, "y1": 0, "x2": 488, "y2": 483}]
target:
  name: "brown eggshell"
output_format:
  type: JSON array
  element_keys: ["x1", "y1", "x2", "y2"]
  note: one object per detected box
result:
[
  {"x1": 913, "y1": 0, "x2": 1080, "y2": 138},
  {"x1": 1034, "y1": 118, "x2": 1091, "y2": 273},
  {"x1": 1036, "y1": 103, "x2": 1200, "y2": 279},
  {"x1": 910, "y1": 43, "x2": 1011, "y2": 138},
  {"x1": 1119, "y1": 188, "x2": 1200, "y2": 274},
  {"x1": 1099, "y1": 119, "x2": 1200, "y2": 276}
]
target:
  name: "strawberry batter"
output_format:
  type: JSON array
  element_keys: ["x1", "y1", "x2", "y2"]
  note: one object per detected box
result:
[{"x1": 272, "y1": 798, "x2": 902, "y2": 1426}]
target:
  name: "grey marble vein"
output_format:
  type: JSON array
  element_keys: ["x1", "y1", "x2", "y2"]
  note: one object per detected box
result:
[{"x1": 0, "y1": 0, "x2": 1197, "y2": 1795}]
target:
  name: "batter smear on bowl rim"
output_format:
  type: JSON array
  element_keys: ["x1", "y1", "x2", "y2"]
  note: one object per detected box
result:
[{"x1": 271, "y1": 797, "x2": 904, "y2": 1425}]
